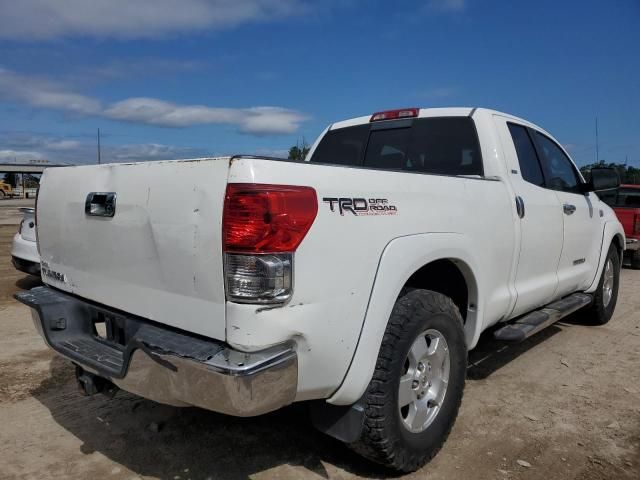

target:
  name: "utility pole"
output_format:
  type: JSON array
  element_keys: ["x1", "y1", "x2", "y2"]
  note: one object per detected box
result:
[
  {"x1": 97, "y1": 128, "x2": 102, "y2": 165},
  {"x1": 595, "y1": 117, "x2": 599, "y2": 164}
]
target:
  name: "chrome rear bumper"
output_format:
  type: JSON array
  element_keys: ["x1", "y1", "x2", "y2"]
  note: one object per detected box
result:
[
  {"x1": 15, "y1": 286, "x2": 297, "y2": 417},
  {"x1": 113, "y1": 343, "x2": 297, "y2": 416}
]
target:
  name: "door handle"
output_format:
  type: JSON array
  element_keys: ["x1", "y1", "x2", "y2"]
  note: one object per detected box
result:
[
  {"x1": 515, "y1": 196, "x2": 525, "y2": 218},
  {"x1": 563, "y1": 203, "x2": 576, "y2": 215}
]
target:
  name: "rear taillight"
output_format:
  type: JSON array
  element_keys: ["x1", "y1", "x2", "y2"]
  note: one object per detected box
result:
[
  {"x1": 634, "y1": 214, "x2": 640, "y2": 236},
  {"x1": 222, "y1": 184, "x2": 317, "y2": 303}
]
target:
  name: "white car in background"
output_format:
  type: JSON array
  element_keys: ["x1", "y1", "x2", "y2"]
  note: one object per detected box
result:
[{"x1": 11, "y1": 207, "x2": 40, "y2": 276}]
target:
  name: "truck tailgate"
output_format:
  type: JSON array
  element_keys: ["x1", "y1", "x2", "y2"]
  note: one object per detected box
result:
[{"x1": 36, "y1": 158, "x2": 230, "y2": 340}]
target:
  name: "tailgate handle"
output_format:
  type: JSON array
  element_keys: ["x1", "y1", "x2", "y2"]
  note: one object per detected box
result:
[{"x1": 85, "y1": 192, "x2": 116, "y2": 217}]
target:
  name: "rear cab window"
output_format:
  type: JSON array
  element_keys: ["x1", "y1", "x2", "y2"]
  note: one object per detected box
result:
[{"x1": 310, "y1": 117, "x2": 483, "y2": 176}]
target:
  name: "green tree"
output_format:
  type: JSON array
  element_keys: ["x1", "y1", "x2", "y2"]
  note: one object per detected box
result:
[
  {"x1": 580, "y1": 162, "x2": 640, "y2": 185},
  {"x1": 288, "y1": 138, "x2": 310, "y2": 161}
]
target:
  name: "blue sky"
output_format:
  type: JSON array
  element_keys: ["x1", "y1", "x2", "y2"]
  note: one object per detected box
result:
[{"x1": 0, "y1": 0, "x2": 638, "y2": 166}]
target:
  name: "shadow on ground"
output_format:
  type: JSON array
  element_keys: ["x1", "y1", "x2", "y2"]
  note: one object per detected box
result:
[
  {"x1": 467, "y1": 324, "x2": 561, "y2": 380},
  {"x1": 29, "y1": 299, "x2": 609, "y2": 479},
  {"x1": 33, "y1": 357, "x2": 391, "y2": 480},
  {"x1": 15, "y1": 275, "x2": 42, "y2": 290}
]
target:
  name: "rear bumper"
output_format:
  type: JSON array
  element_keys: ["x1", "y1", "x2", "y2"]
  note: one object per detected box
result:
[
  {"x1": 12, "y1": 256, "x2": 41, "y2": 276},
  {"x1": 15, "y1": 286, "x2": 298, "y2": 417},
  {"x1": 11, "y1": 233, "x2": 40, "y2": 265}
]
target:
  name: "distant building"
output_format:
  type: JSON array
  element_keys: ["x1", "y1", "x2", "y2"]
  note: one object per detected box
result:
[{"x1": 0, "y1": 162, "x2": 68, "y2": 199}]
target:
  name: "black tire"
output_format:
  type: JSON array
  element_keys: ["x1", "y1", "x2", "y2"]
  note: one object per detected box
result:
[
  {"x1": 349, "y1": 289, "x2": 467, "y2": 472},
  {"x1": 584, "y1": 244, "x2": 620, "y2": 325},
  {"x1": 629, "y1": 250, "x2": 640, "y2": 270}
]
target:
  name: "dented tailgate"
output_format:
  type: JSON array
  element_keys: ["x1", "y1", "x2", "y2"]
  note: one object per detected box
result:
[{"x1": 36, "y1": 158, "x2": 231, "y2": 340}]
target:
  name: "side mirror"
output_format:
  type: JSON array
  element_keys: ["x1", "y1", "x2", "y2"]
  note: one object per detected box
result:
[{"x1": 584, "y1": 167, "x2": 620, "y2": 193}]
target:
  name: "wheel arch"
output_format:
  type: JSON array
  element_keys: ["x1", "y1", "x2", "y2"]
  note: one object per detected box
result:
[
  {"x1": 403, "y1": 258, "x2": 478, "y2": 322},
  {"x1": 586, "y1": 222, "x2": 626, "y2": 293},
  {"x1": 611, "y1": 233, "x2": 624, "y2": 266},
  {"x1": 328, "y1": 233, "x2": 483, "y2": 406}
]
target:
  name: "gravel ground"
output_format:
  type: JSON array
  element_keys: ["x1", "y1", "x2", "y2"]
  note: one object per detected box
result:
[{"x1": 0, "y1": 210, "x2": 638, "y2": 479}]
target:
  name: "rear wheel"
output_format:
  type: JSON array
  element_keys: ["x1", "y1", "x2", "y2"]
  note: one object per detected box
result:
[
  {"x1": 584, "y1": 244, "x2": 620, "y2": 325},
  {"x1": 350, "y1": 289, "x2": 467, "y2": 472}
]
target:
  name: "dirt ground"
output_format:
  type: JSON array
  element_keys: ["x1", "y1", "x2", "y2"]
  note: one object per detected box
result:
[{"x1": 0, "y1": 205, "x2": 638, "y2": 480}]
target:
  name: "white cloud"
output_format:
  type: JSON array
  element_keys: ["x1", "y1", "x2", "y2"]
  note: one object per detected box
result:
[
  {"x1": 0, "y1": 0, "x2": 304, "y2": 40},
  {"x1": 0, "y1": 68, "x2": 101, "y2": 115},
  {"x1": 426, "y1": 0, "x2": 466, "y2": 13},
  {"x1": 45, "y1": 140, "x2": 83, "y2": 151},
  {"x1": 252, "y1": 147, "x2": 289, "y2": 158},
  {"x1": 0, "y1": 149, "x2": 46, "y2": 162},
  {"x1": 0, "y1": 131, "x2": 301, "y2": 164},
  {"x1": 107, "y1": 143, "x2": 206, "y2": 161},
  {"x1": 0, "y1": 132, "x2": 208, "y2": 164},
  {"x1": 0, "y1": 68, "x2": 308, "y2": 135},
  {"x1": 104, "y1": 99, "x2": 306, "y2": 134}
]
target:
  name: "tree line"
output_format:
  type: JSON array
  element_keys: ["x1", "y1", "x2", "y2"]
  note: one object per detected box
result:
[{"x1": 580, "y1": 162, "x2": 640, "y2": 185}]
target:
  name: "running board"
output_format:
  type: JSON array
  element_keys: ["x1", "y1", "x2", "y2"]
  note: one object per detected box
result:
[{"x1": 494, "y1": 293, "x2": 593, "y2": 343}]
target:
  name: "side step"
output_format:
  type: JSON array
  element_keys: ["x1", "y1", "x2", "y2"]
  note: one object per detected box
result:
[{"x1": 494, "y1": 293, "x2": 592, "y2": 343}]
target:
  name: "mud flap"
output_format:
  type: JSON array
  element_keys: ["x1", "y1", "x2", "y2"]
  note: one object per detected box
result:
[{"x1": 310, "y1": 401, "x2": 365, "y2": 444}]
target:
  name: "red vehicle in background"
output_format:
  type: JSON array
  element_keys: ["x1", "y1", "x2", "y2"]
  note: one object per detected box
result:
[{"x1": 601, "y1": 184, "x2": 640, "y2": 268}]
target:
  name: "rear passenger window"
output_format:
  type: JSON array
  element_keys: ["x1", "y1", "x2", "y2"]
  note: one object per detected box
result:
[
  {"x1": 404, "y1": 117, "x2": 483, "y2": 176},
  {"x1": 364, "y1": 127, "x2": 411, "y2": 170},
  {"x1": 508, "y1": 123, "x2": 545, "y2": 187},
  {"x1": 310, "y1": 124, "x2": 369, "y2": 166},
  {"x1": 533, "y1": 132, "x2": 582, "y2": 194}
]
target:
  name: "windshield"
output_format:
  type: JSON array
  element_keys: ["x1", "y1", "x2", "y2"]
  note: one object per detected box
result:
[{"x1": 310, "y1": 117, "x2": 483, "y2": 176}]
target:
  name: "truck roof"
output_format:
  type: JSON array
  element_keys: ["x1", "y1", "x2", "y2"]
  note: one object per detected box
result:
[{"x1": 329, "y1": 107, "x2": 548, "y2": 135}]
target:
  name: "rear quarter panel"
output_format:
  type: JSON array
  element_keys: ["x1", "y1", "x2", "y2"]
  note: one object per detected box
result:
[{"x1": 226, "y1": 158, "x2": 516, "y2": 401}]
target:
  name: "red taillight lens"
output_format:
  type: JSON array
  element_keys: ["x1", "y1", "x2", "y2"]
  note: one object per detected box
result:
[
  {"x1": 223, "y1": 184, "x2": 318, "y2": 253},
  {"x1": 370, "y1": 108, "x2": 419, "y2": 122}
]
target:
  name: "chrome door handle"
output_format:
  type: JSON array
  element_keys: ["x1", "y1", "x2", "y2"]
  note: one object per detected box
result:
[{"x1": 563, "y1": 203, "x2": 576, "y2": 215}]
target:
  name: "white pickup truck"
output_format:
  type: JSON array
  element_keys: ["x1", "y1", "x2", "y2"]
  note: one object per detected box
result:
[{"x1": 17, "y1": 107, "x2": 624, "y2": 472}]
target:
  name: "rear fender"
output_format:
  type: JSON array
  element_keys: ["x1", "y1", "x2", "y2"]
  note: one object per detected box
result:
[
  {"x1": 328, "y1": 233, "x2": 481, "y2": 406},
  {"x1": 586, "y1": 221, "x2": 625, "y2": 293}
]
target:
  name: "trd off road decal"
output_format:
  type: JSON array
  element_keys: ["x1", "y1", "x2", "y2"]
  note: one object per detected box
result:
[{"x1": 322, "y1": 197, "x2": 398, "y2": 216}]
